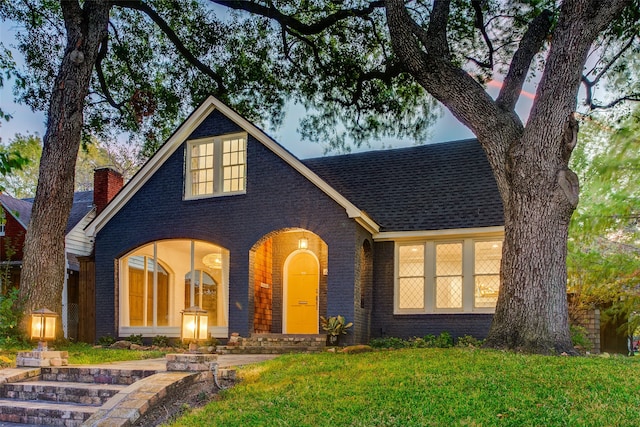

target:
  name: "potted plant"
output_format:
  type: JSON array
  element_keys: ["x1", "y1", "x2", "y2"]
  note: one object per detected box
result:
[{"x1": 321, "y1": 315, "x2": 353, "y2": 346}]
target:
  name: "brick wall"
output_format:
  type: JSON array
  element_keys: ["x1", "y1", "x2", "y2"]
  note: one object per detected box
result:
[
  {"x1": 253, "y1": 238, "x2": 273, "y2": 333},
  {"x1": 571, "y1": 308, "x2": 601, "y2": 353},
  {"x1": 94, "y1": 110, "x2": 361, "y2": 339},
  {"x1": 353, "y1": 231, "x2": 373, "y2": 344},
  {"x1": 1, "y1": 211, "x2": 26, "y2": 261},
  {"x1": 93, "y1": 168, "x2": 124, "y2": 215}
]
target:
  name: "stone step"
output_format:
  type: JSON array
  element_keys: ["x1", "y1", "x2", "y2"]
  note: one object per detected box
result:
[
  {"x1": 40, "y1": 366, "x2": 159, "y2": 385},
  {"x1": 0, "y1": 399, "x2": 98, "y2": 427},
  {"x1": 1, "y1": 381, "x2": 127, "y2": 405},
  {"x1": 217, "y1": 345, "x2": 324, "y2": 354}
]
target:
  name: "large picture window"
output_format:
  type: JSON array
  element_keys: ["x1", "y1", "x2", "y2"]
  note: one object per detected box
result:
[
  {"x1": 395, "y1": 238, "x2": 503, "y2": 314},
  {"x1": 185, "y1": 133, "x2": 246, "y2": 199},
  {"x1": 119, "y1": 239, "x2": 229, "y2": 337}
]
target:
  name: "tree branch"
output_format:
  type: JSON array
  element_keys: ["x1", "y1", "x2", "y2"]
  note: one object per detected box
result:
[
  {"x1": 471, "y1": 0, "x2": 494, "y2": 69},
  {"x1": 425, "y1": 0, "x2": 451, "y2": 57},
  {"x1": 116, "y1": 0, "x2": 226, "y2": 94},
  {"x1": 582, "y1": 34, "x2": 638, "y2": 108},
  {"x1": 589, "y1": 93, "x2": 640, "y2": 110},
  {"x1": 210, "y1": 0, "x2": 384, "y2": 35},
  {"x1": 497, "y1": 9, "x2": 553, "y2": 111},
  {"x1": 95, "y1": 33, "x2": 126, "y2": 111}
]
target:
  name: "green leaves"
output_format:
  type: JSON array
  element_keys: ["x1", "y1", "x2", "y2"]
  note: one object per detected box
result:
[{"x1": 568, "y1": 110, "x2": 640, "y2": 334}]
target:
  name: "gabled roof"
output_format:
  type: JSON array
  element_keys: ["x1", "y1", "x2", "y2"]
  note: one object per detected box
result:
[
  {"x1": 66, "y1": 191, "x2": 95, "y2": 234},
  {"x1": 303, "y1": 139, "x2": 504, "y2": 232},
  {"x1": 0, "y1": 193, "x2": 34, "y2": 229},
  {"x1": 86, "y1": 96, "x2": 380, "y2": 237},
  {"x1": 0, "y1": 191, "x2": 94, "y2": 234}
]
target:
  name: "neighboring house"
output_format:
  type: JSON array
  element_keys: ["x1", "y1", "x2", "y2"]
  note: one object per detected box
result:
[
  {"x1": 82, "y1": 96, "x2": 506, "y2": 345},
  {"x1": 0, "y1": 168, "x2": 121, "y2": 340}
]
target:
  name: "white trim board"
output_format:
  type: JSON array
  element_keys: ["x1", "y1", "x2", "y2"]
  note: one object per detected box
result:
[
  {"x1": 374, "y1": 226, "x2": 504, "y2": 242},
  {"x1": 86, "y1": 96, "x2": 379, "y2": 237}
]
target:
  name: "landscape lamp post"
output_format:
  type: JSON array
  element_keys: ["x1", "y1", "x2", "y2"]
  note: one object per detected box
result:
[
  {"x1": 30, "y1": 308, "x2": 58, "y2": 351},
  {"x1": 181, "y1": 306, "x2": 208, "y2": 352}
]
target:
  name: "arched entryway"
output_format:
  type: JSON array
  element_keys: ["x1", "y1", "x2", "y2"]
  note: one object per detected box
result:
[
  {"x1": 283, "y1": 250, "x2": 319, "y2": 334},
  {"x1": 250, "y1": 229, "x2": 328, "y2": 334}
]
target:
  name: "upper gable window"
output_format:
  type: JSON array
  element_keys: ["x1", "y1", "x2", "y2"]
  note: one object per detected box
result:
[{"x1": 185, "y1": 133, "x2": 247, "y2": 199}]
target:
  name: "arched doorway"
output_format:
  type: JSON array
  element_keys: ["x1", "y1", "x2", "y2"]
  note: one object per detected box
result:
[{"x1": 284, "y1": 250, "x2": 319, "y2": 334}]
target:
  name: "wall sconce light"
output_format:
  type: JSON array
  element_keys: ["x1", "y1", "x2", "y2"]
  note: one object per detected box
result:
[
  {"x1": 30, "y1": 308, "x2": 58, "y2": 351},
  {"x1": 298, "y1": 237, "x2": 309, "y2": 249},
  {"x1": 181, "y1": 306, "x2": 208, "y2": 352}
]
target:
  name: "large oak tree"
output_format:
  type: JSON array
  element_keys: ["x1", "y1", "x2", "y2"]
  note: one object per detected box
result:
[{"x1": 2, "y1": 0, "x2": 638, "y2": 352}]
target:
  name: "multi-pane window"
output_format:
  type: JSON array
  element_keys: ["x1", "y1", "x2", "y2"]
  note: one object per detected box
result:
[
  {"x1": 186, "y1": 133, "x2": 247, "y2": 198},
  {"x1": 474, "y1": 241, "x2": 502, "y2": 308},
  {"x1": 435, "y1": 243, "x2": 463, "y2": 309},
  {"x1": 398, "y1": 245, "x2": 425, "y2": 310},
  {"x1": 190, "y1": 141, "x2": 214, "y2": 196},
  {"x1": 222, "y1": 137, "x2": 246, "y2": 193},
  {"x1": 396, "y1": 238, "x2": 503, "y2": 314}
]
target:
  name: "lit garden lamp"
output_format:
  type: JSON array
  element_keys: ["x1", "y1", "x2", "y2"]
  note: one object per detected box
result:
[
  {"x1": 30, "y1": 308, "x2": 58, "y2": 351},
  {"x1": 181, "y1": 306, "x2": 208, "y2": 352}
]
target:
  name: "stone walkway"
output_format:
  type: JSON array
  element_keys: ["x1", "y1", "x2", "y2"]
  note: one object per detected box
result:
[{"x1": 0, "y1": 354, "x2": 278, "y2": 427}]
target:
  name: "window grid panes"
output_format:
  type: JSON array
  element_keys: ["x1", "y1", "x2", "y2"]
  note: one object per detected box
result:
[
  {"x1": 435, "y1": 243, "x2": 463, "y2": 309},
  {"x1": 222, "y1": 137, "x2": 246, "y2": 193},
  {"x1": 398, "y1": 245, "x2": 425, "y2": 309},
  {"x1": 474, "y1": 241, "x2": 502, "y2": 308},
  {"x1": 190, "y1": 142, "x2": 214, "y2": 196},
  {"x1": 395, "y1": 238, "x2": 503, "y2": 314},
  {"x1": 186, "y1": 134, "x2": 247, "y2": 198}
]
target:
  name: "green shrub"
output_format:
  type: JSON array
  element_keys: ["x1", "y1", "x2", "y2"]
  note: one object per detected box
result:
[
  {"x1": 570, "y1": 324, "x2": 593, "y2": 351},
  {"x1": 369, "y1": 336, "x2": 407, "y2": 349},
  {"x1": 370, "y1": 332, "x2": 455, "y2": 349},
  {"x1": 456, "y1": 334, "x2": 484, "y2": 348},
  {"x1": 434, "y1": 332, "x2": 453, "y2": 348},
  {"x1": 152, "y1": 335, "x2": 170, "y2": 347},
  {"x1": 97, "y1": 335, "x2": 116, "y2": 347},
  {"x1": 128, "y1": 334, "x2": 144, "y2": 345},
  {"x1": 0, "y1": 288, "x2": 22, "y2": 340}
]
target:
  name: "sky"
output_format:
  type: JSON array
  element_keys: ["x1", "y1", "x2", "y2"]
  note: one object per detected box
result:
[{"x1": 0, "y1": 21, "x2": 536, "y2": 160}]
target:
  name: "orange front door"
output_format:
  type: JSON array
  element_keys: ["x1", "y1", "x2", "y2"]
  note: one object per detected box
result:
[{"x1": 285, "y1": 251, "x2": 319, "y2": 334}]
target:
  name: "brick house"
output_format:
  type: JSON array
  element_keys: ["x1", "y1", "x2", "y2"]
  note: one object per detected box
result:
[
  {"x1": 82, "y1": 96, "x2": 506, "y2": 345},
  {"x1": 0, "y1": 181, "x2": 111, "y2": 339}
]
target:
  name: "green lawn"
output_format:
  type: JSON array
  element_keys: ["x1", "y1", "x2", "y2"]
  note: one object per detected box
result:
[
  {"x1": 0, "y1": 342, "x2": 166, "y2": 366},
  {"x1": 171, "y1": 348, "x2": 640, "y2": 427}
]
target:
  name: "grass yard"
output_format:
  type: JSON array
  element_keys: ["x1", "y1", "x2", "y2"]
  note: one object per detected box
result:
[
  {"x1": 0, "y1": 342, "x2": 166, "y2": 366},
  {"x1": 170, "y1": 348, "x2": 640, "y2": 427}
]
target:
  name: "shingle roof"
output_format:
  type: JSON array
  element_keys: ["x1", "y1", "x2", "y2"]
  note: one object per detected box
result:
[
  {"x1": 0, "y1": 191, "x2": 94, "y2": 233},
  {"x1": 0, "y1": 193, "x2": 34, "y2": 228},
  {"x1": 303, "y1": 139, "x2": 504, "y2": 232}
]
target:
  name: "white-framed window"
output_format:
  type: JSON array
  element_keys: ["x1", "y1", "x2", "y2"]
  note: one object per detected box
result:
[
  {"x1": 395, "y1": 238, "x2": 503, "y2": 314},
  {"x1": 119, "y1": 239, "x2": 229, "y2": 337},
  {"x1": 185, "y1": 133, "x2": 247, "y2": 199}
]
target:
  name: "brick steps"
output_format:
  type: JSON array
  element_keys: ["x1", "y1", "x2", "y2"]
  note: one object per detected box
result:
[
  {"x1": 0, "y1": 399, "x2": 98, "y2": 426},
  {"x1": 217, "y1": 333, "x2": 326, "y2": 354},
  {"x1": 0, "y1": 366, "x2": 162, "y2": 426},
  {"x1": 1, "y1": 381, "x2": 126, "y2": 405}
]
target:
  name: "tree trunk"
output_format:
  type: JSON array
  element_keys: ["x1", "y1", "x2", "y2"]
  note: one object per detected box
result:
[
  {"x1": 384, "y1": 0, "x2": 630, "y2": 353},
  {"x1": 18, "y1": 0, "x2": 110, "y2": 337},
  {"x1": 484, "y1": 148, "x2": 578, "y2": 353}
]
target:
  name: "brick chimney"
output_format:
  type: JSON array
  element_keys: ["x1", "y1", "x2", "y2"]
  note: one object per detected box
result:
[{"x1": 94, "y1": 167, "x2": 124, "y2": 215}]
